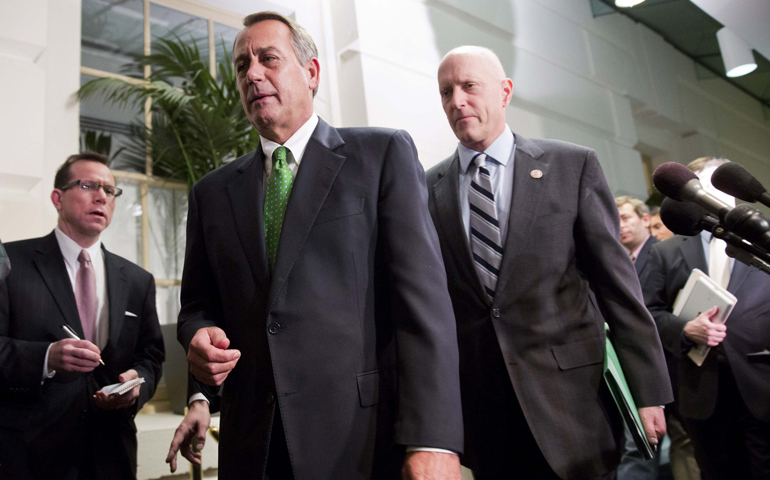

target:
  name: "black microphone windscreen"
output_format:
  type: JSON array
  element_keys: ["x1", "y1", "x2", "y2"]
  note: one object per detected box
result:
[
  {"x1": 711, "y1": 162, "x2": 766, "y2": 203},
  {"x1": 659, "y1": 198, "x2": 712, "y2": 236},
  {"x1": 653, "y1": 163, "x2": 698, "y2": 201}
]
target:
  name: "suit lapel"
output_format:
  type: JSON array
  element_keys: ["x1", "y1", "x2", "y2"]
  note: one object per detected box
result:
[
  {"x1": 494, "y1": 135, "x2": 548, "y2": 300},
  {"x1": 635, "y1": 236, "x2": 657, "y2": 276},
  {"x1": 32, "y1": 232, "x2": 83, "y2": 337},
  {"x1": 103, "y1": 248, "x2": 128, "y2": 354},
  {"x1": 268, "y1": 119, "x2": 346, "y2": 309},
  {"x1": 228, "y1": 150, "x2": 270, "y2": 296},
  {"x1": 432, "y1": 153, "x2": 487, "y2": 305},
  {"x1": 726, "y1": 258, "x2": 750, "y2": 294},
  {"x1": 679, "y1": 235, "x2": 708, "y2": 273}
]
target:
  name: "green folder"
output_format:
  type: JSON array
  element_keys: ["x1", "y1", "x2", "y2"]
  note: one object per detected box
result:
[{"x1": 604, "y1": 324, "x2": 654, "y2": 460}]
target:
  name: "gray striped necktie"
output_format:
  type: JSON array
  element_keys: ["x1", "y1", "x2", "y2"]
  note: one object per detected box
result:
[{"x1": 469, "y1": 153, "x2": 504, "y2": 300}]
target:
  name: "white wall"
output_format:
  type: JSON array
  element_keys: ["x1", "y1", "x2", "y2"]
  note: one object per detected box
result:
[
  {"x1": 325, "y1": 0, "x2": 770, "y2": 200},
  {"x1": 0, "y1": 0, "x2": 81, "y2": 242}
]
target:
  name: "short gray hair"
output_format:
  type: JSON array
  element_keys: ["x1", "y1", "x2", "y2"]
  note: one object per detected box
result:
[
  {"x1": 240, "y1": 11, "x2": 319, "y2": 96},
  {"x1": 615, "y1": 195, "x2": 649, "y2": 218}
]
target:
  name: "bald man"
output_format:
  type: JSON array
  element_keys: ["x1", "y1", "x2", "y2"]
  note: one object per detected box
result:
[{"x1": 426, "y1": 46, "x2": 672, "y2": 479}]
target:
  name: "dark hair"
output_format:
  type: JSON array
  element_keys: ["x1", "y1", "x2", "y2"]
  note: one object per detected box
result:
[
  {"x1": 54, "y1": 152, "x2": 110, "y2": 189},
  {"x1": 237, "y1": 11, "x2": 319, "y2": 96},
  {"x1": 649, "y1": 206, "x2": 661, "y2": 216}
]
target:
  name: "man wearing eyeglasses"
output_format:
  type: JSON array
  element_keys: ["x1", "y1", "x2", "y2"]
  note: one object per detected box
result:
[{"x1": 0, "y1": 152, "x2": 165, "y2": 479}]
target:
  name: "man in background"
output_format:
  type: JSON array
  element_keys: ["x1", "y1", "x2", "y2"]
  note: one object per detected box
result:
[
  {"x1": 616, "y1": 196, "x2": 658, "y2": 278},
  {"x1": 649, "y1": 206, "x2": 674, "y2": 242},
  {"x1": 642, "y1": 157, "x2": 770, "y2": 480},
  {"x1": 615, "y1": 195, "x2": 660, "y2": 480},
  {"x1": 427, "y1": 45, "x2": 671, "y2": 480},
  {"x1": 0, "y1": 152, "x2": 165, "y2": 479}
]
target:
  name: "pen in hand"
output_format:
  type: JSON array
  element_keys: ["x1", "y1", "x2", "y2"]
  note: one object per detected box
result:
[{"x1": 61, "y1": 324, "x2": 105, "y2": 366}]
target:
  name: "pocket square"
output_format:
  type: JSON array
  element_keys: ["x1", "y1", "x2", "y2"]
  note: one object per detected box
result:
[{"x1": 125, "y1": 311, "x2": 138, "y2": 318}]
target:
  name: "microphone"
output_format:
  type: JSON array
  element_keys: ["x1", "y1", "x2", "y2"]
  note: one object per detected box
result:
[
  {"x1": 653, "y1": 163, "x2": 732, "y2": 220},
  {"x1": 724, "y1": 204, "x2": 770, "y2": 252},
  {"x1": 712, "y1": 162, "x2": 770, "y2": 208},
  {"x1": 659, "y1": 197, "x2": 716, "y2": 236},
  {"x1": 659, "y1": 198, "x2": 770, "y2": 272}
]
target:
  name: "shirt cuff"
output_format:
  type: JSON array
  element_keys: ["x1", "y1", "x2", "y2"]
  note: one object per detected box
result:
[
  {"x1": 42, "y1": 344, "x2": 56, "y2": 383},
  {"x1": 406, "y1": 447, "x2": 458, "y2": 455},
  {"x1": 188, "y1": 393, "x2": 210, "y2": 406}
]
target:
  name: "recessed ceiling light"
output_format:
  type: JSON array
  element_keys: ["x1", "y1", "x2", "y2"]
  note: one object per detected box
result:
[{"x1": 615, "y1": 0, "x2": 646, "y2": 7}]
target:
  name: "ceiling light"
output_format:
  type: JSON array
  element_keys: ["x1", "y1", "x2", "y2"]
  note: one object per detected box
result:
[
  {"x1": 615, "y1": 0, "x2": 646, "y2": 7},
  {"x1": 717, "y1": 27, "x2": 758, "y2": 78}
]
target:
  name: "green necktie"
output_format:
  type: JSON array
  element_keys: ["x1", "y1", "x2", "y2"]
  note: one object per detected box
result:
[{"x1": 264, "y1": 146, "x2": 294, "y2": 273}]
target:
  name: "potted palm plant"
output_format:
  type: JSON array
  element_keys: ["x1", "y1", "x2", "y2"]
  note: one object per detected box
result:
[{"x1": 77, "y1": 36, "x2": 259, "y2": 188}]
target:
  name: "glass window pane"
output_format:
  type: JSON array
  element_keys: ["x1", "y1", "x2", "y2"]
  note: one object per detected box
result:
[
  {"x1": 150, "y1": 4, "x2": 209, "y2": 88},
  {"x1": 156, "y1": 285, "x2": 181, "y2": 325},
  {"x1": 79, "y1": 73, "x2": 146, "y2": 173},
  {"x1": 100, "y1": 179, "x2": 142, "y2": 264},
  {"x1": 81, "y1": 0, "x2": 145, "y2": 78},
  {"x1": 148, "y1": 186, "x2": 187, "y2": 281},
  {"x1": 214, "y1": 22, "x2": 240, "y2": 72}
]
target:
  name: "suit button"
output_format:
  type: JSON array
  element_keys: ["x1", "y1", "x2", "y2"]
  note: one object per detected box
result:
[
  {"x1": 268, "y1": 322, "x2": 280, "y2": 335},
  {"x1": 492, "y1": 308, "x2": 501, "y2": 318},
  {"x1": 266, "y1": 392, "x2": 275, "y2": 404}
]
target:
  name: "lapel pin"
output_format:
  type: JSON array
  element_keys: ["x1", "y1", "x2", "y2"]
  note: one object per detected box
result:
[{"x1": 530, "y1": 169, "x2": 543, "y2": 179}]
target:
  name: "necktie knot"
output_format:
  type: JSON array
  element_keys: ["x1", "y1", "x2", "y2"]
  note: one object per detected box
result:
[{"x1": 78, "y1": 249, "x2": 91, "y2": 266}]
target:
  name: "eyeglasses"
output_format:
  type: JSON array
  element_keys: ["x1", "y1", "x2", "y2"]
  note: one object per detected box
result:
[{"x1": 60, "y1": 180, "x2": 123, "y2": 198}]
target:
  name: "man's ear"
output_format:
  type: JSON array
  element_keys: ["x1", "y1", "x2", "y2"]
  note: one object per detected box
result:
[
  {"x1": 502, "y1": 78, "x2": 513, "y2": 107},
  {"x1": 306, "y1": 57, "x2": 320, "y2": 93},
  {"x1": 51, "y1": 189, "x2": 63, "y2": 212},
  {"x1": 641, "y1": 213, "x2": 651, "y2": 229}
]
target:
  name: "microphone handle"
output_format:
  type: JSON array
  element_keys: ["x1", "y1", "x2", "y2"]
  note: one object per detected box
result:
[
  {"x1": 725, "y1": 245, "x2": 770, "y2": 276},
  {"x1": 712, "y1": 224, "x2": 770, "y2": 266}
]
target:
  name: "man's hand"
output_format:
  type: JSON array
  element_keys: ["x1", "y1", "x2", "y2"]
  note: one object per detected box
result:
[
  {"x1": 683, "y1": 306, "x2": 726, "y2": 346},
  {"x1": 639, "y1": 406, "x2": 666, "y2": 448},
  {"x1": 166, "y1": 400, "x2": 211, "y2": 473},
  {"x1": 94, "y1": 369, "x2": 141, "y2": 410},
  {"x1": 48, "y1": 338, "x2": 101, "y2": 372},
  {"x1": 401, "y1": 451, "x2": 461, "y2": 480},
  {"x1": 188, "y1": 327, "x2": 240, "y2": 386}
]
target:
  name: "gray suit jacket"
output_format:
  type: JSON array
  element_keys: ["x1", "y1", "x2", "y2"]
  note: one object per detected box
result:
[
  {"x1": 426, "y1": 133, "x2": 672, "y2": 479},
  {"x1": 178, "y1": 118, "x2": 463, "y2": 480}
]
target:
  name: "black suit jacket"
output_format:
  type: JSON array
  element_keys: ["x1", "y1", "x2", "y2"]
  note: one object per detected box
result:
[
  {"x1": 426, "y1": 134, "x2": 672, "y2": 479},
  {"x1": 178, "y1": 118, "x2": 463, "y2": 480},
  {"x1": 635, "y1": 235, "x2": 658, "y2": 278},
  {"x1": 641, "y1": 234, "x2": 770, "y2": 422},
  {"x1": 0, "y1": 232, "x2": 164, "y2": 479}
]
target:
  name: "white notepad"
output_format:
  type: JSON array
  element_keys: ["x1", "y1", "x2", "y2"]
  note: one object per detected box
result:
[
  {"x1": 99, "y1": 377, "x2": 145, "y2": 396},
  {"x1": 672, "y1": 268, "x2": 737, "y2": 366}
]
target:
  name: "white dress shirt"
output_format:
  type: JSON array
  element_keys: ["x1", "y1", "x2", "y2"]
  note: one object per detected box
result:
[
  {"x1": 43, "y1": 228, "x2": 109, "y2": 378},
  {"x1": 458, "y1": 127, "x2": 516, "y2": 245},
  {"x1": 260, "y1": 113, "x2": 319, "y2": 190}
]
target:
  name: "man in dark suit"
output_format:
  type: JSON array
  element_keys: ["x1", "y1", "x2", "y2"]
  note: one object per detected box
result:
[
  {"x1": 167, "y1": 11, "x2": 463, "y2": 480},
  {"x1": 614, "y1": 195, "x2": 662, "y2": 480},
  {"x1": 642, "y1": 157, "x2": 770, "y2": 480},
  {"x1": 0, "y1": 152, "x2": 165, "y2": 479},
  {"x1": 426, "y1": 46, "x2": 672, "y2": 479}
]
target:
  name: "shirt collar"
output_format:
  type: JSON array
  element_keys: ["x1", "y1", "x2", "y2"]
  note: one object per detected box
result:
[
  {"x1": 260, "y1": 113, "x2": 319, "y2": 174},
  {"x1": 458, "y1": 126, "x2": 514, "y2": 174},
  {"x1": 54, "y1": 227, "x2": 102, "y2": 267}
]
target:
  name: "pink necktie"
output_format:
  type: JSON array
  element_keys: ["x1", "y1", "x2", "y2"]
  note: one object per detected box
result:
[{"x1": 76, "y1": 250, "x2": 97, "y2": 343}]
